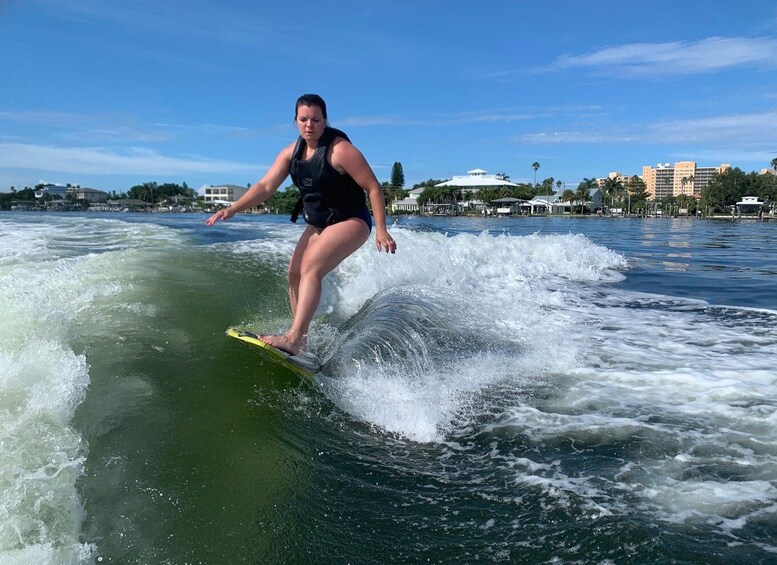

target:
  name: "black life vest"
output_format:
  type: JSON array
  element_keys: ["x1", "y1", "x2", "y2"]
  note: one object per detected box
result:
[{"x1": 289, "y1": 127, "x2": 367, "y2": 228}]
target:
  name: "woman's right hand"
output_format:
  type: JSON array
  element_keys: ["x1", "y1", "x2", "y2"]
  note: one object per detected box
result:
[{"x1": 205, "y1": 206, "x2": 235, "y2": 226}]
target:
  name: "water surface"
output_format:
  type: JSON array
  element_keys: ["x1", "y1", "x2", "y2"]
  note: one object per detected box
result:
[{"x1": 1, "y1": 213, "x2": 775, "y2": 563}]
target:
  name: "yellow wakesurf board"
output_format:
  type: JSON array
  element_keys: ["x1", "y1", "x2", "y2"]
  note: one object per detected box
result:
[{"x1": 226, "y1": 327, "x2": 320, "y2": 377}]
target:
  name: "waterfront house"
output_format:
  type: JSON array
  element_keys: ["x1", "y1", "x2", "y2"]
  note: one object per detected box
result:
[
  {"x1": 435, "y1": 169, "x2": 517, "y2": 192},
  {"x1": 33, "y1": 184, "x2": 109, "y2": 209},
  {"x1": 202, "y1": 184, "x2": 249, "y2": 204},
  {"x1": 529, "y1": 189, "x2": 603, "y2": 214},
  {"x1": 434, "y1": 169, "x2": 518, "y2": 215},
  {"x1": 105, "y1": 199, "x2": 151, "y2": 212},
  {"x1": 33, "y1": 184, "x2": 69, "y2": 200},
  {"x1": 491, "y1": 197, "x2": 527, "y2": 216},
  {"x1": 390, "y1": 186, "x2": 424, "y2": 214},
  {"x1": 68, "y1": 187, "x2": 108, "y2": 203}
]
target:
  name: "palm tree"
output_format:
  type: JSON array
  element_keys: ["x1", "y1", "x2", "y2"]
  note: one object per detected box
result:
[
  {"x1": 676, "y1": 194, "x2": 696, "y2": 216},
  {"x1": 576, "y1": 178, "x2": 596, "y2": 214},
  {"x1": 561, "y1": 189, "x2": 576, "y2": 214},
  {"x1": 602, "y1": 177, "x2": 623, "y2": 212},
  {"x1": 532, "y1": 162, "x2": 540, "y2": 185}
]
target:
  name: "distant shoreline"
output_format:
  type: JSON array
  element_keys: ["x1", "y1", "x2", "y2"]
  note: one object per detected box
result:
[{"x1": 1, "y1": 209, "x2": 773, "y2": 222}]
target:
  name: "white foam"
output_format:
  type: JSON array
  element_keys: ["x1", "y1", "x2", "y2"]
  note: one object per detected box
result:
[
  {"x1": 308, "y1": 229, "x2": 628, "y2": 442},
  {"x1": 302, "y1": 226, "x2": 777, "y2": 538},
  {"x1": 0, "y1": 344, "x2": 95, "y2": 561},
  {"x1": 0, "y1": 216, "x2": 186, "y2": 562}
]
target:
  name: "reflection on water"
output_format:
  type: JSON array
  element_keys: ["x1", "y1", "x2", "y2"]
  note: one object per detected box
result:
[{"x1": 662, "y1": 261, "x2": 689, "y2": 271}]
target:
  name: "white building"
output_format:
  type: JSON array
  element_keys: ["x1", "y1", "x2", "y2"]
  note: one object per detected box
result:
[
  {"x1": 735, "y1": 196, "x2": 764, "y2": 215},
  {"x1": 34, "y1": 184, "x2": 69, "y2": 200},
  {"x1": 389, "y1": 186, "x2": 425, "y2": 214},
  {"x1": 435, "y1": 168, "x2": 517, "y2": 192},
  {"x1": 529, "y1": 189, "x2": 604, "y2": 214},
  {"x1": 202, "y1": 184, "x2": 249, "y2": 203}
]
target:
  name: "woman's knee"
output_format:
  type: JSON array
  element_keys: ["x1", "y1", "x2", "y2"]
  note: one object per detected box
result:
[
  {"x1": 288, "y1": 263, "x2": 302, "y2": 285},
  {"x1": 299, "y1": 257, "x2": 326, "y2": 281}
]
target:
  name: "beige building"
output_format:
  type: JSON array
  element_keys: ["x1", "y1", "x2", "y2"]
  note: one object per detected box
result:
[
  {"x1": 673, "y1": 161, "x2": 696, "y2": 196},
  {"x1": 596, "y1": 171, "x2": 632, "y2": 188},
  {"x1": 68, "y1": 187, "x2": 108, "y2": 203},
  {"x1": 642, "y1": 162, "x2": 730, "y2": 199}
]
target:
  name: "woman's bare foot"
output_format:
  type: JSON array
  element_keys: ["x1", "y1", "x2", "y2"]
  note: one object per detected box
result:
[{"x1": 259, "y1": 331, "x2": 305, "y2": 356}]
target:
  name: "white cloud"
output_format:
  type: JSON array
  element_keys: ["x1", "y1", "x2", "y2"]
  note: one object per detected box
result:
[
  {"x1": 0, "y1": 142, "x2": 259, "y2": 176},
  {"x1": 551, "y1": 36, "x2": 777, "y2": 77},
  {"x1": 670, "y1": 148, "x2": 776, "y2": 165},
  {"x1": 29, "y1": 0, "x2": 287, "y2": 46},
  {"x1": 0, "y1": 110, "x2": 252, "y2": 143},
  {"x1": 339, "y1": 105, "x2": 601, "y2": 128},
  {"x1": 647, "y1": 110, "x2": 777, "y2": 144},
  {"x1": 336, "y1": 115, "x2": 426, "y2": 127},
  {"x1": 515, "y1": 131, "x2": 635, "y2": 144},
  {"x1": 515, "y1": 109, "x2": 777, "y2": 148}
]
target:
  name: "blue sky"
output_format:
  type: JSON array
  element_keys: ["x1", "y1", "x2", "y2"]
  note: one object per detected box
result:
[{"x1": 2, "y1": 0, "x2": 776, "y2": 193}]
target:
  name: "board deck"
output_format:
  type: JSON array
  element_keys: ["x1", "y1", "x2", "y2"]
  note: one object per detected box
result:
[{"x1": 226, "y1": 327, "x2": 320, "y2": 376}]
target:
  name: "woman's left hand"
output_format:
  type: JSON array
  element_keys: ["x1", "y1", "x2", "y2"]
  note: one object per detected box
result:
[{"x1": 376, "y1": 229, "x2": 397, "y2": 254}]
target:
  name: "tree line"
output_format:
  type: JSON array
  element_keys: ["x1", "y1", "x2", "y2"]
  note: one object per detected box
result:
[
  {"x1": 4, "y1": 159, "x2": 776, "y2": 214},
  {"x1": 698, "y1": 167, "x2": 777, "y2": 213},
  {"x1": 0, "y1": 181, "x2": 199, "y2": 210}
]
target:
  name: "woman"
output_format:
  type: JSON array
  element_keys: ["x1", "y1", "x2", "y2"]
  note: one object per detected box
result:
[{"x1": 206, "y1": 94, "x2": 396, "y2": 356}]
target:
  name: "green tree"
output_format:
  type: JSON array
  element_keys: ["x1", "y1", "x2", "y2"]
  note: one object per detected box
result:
[
  {"x1": 771, "y1": 157, "x2": 777, "y2": 172},
  {"x1": 381, "y1": 181, "x2": 405, "y2": 207},
  {"x1": 560, "y1": 189, "x2": 576, "y2": 213},
  {"x1": 411, "y1": 178, "x2": 447, "y2": 190},
  {"x1": 417, "y1": 185, "x2": 461, "y2": 208},
  {"x1": 531, "y1": 162, "x2": 540, "y2": 185},
  {"x1": 655, "y1": 195, "x2": 678, "y2": 216},
  {"x1": 575, "y1": 178, "x2": 596, "y2": 214},
  {"x1": 626, "y1": 176, "x2": 649, "y2": 215},
  {"x1": 601, "y1": 177, "x2": 623, "y2": 211},
  {"x1": 680, "y1": 175, "x2": 695, "y2": 196},
  {"x1": 754, "y1": 168, "x2": 777, "y2": 203},
  {"x1": 0, "y1": 187, "x2": 35, "y2": 210},
  {"x1": 699, "y1": 168, "x2": 749, "y2": 213},
  {"x1": 676, "y1": 194, "x2": 698, "y2": 215},
  {"x1": 264, "y1": 185, "x2": 301, "y2": 214},
  {"x1": 127, "y1": 182, "x2": 158, "y2": 203},
  {"x1": 390, "y1": 162, "x2": 405, "y2": 189}
]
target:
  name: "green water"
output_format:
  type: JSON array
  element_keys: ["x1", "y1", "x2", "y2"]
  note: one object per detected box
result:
[{"x1": 5, "y1": 213, "x2": 776, "y2": 564}]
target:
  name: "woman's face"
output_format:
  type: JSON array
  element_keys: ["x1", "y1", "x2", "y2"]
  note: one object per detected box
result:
[{"x1": 295, "y1": 104, "x2": 326, "y2": 143}]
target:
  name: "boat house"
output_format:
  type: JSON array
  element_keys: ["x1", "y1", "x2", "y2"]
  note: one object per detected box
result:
[{"x1": 735, "y1": 196, "x2": 764, "y2": 216}]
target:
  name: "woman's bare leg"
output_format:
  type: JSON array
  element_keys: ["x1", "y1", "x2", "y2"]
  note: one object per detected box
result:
[
  {"x1": 287, "y1": 225, "x2": 319, "y2": 319},
  {"x1": 262, "y1": 218, "x2": 369, "y2": 354}
]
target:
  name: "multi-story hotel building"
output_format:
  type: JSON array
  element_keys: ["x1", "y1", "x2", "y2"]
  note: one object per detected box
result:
[
  {"x1": 641, "y1": 162, "x2": 730, "y2": 199},
  {"x1": 596, "y1": 171, "x2": 632, "y2": 189}
]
